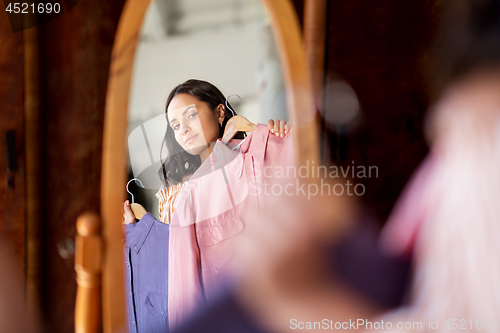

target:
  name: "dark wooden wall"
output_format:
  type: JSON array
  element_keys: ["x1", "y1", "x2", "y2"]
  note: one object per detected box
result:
[
  {"x1": 324, "y1": 0, "x2": 441, "y2": 222},
  {"x1": 0, "y1": 6, "x2": 26, "y2": 280},
  {"x1": 37, "y1": 1, "x2": 125, "y2": 331}
]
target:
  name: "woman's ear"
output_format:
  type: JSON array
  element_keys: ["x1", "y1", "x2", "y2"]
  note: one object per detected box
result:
[{"x1": 217, "y1": 104, "x2": 226, "y2": 124}]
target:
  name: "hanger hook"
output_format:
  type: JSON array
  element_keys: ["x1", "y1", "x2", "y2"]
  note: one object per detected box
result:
[
  {"x1": 126, "y1": 178, "x2": 145, "y2": 204},
  {"x1": 224, "y1": 94, "x2": 241, "y2": 117}
]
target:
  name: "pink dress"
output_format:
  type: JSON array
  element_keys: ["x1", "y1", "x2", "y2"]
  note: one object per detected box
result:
[{"x1": 168, "y1": 124, "x2": 293, "y2": 329}]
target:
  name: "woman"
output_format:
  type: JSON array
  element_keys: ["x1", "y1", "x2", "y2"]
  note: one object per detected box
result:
[
  {"x1": 124, "y1": 79, "x2": 290, "y2": 224},
  {"x1": 122, "y1": 79, "x2": 291, "y2": 332}
]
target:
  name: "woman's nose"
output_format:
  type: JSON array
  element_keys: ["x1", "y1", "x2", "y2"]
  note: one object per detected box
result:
[{"x1": 181, "y1": 123, "x2": 190, "y2": 134}]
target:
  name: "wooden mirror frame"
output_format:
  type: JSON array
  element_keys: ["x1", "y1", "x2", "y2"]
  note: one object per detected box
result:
[{"x1": 100, "y1": 0, "x2": 318, "y2": 331}]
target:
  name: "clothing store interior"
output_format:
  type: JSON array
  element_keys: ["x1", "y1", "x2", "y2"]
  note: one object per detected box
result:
[{"x1": 1, "y1": 0, "x2": 500, "y2": 332}]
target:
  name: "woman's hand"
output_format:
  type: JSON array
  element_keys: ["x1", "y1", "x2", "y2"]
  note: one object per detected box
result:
[
  {"x1": 123, "y1": 200, "x2": 136, "y2": 225},
  {"x1": 267, "y1": 119, "x2": 292, "y2": 137}
]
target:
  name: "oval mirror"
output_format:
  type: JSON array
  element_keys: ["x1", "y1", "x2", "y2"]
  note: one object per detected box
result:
[{"x1": 99, "y1": 0, "x2": 316, "y2": 331}]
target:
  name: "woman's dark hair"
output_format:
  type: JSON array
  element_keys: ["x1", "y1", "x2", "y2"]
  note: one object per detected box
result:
[
  {"x1": 429, "y1": 0, "x2": 500, "y2": 96},
  {"x1": 158, "y1": 79, "x2": 245, "y2": 186}
]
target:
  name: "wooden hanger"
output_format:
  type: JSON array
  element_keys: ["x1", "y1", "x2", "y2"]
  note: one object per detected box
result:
[
  {"x1": 221, "y1": 94, "x2": 256, "y2": 144},
  {"x1": 126, "y1": 178, "x2": 147, "y2": 220},
  {"x1": 221, "y1": 115, "x2": 256, "y2": 144}
]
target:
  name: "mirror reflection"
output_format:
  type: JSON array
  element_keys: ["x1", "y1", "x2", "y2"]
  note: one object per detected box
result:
[
  {"x1": 123, "y1": 0, "x2": 290, "y2": 331},
  {"x1": 126, "y1": 0, "x2": 287, "y2": 214}
]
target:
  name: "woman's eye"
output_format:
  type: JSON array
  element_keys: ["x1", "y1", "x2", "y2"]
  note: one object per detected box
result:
[
  {"x1": 188, "y1": 112, "x2": 198, "y2": 119},
  {"x1": 172, "y1": 124, "x2": 180, "y2": 131}
]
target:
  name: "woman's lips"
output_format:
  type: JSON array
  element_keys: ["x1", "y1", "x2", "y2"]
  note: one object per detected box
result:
[{"x1": 185, "y1": 134, "x2": 198, "y2": 144}]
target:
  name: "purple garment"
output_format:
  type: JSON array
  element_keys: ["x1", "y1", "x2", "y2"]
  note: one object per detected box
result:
[{"x1": 123, "y1": 213, "x2": 169, "y2": 333}]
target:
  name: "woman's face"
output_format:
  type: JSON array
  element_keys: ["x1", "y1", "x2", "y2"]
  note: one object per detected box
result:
[{"x1": 167, "y1": 93, "x2": 224, "y2": 159}]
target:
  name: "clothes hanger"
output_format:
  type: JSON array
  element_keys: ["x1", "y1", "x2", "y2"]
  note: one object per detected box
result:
[
  {"x1": 221, "y1": 94, "x2": 256, "y2": 144},
  {"x1": 126, "y1": 178, "x2": 147, "y2": 220}
]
